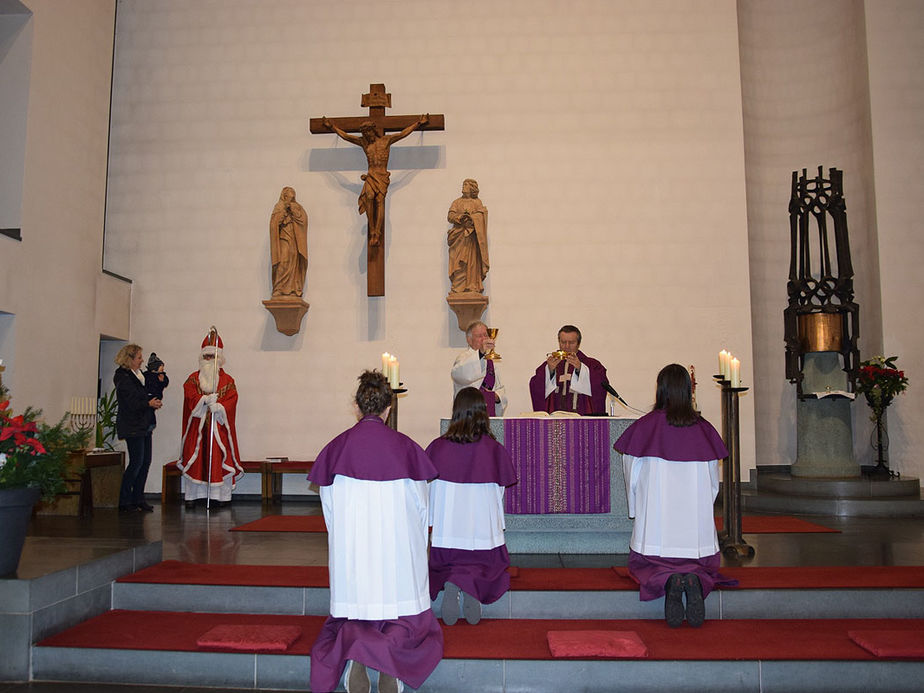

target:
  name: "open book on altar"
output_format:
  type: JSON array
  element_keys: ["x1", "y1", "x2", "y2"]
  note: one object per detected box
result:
[
  {"x1": 516, "y1": 411, "x2": 583, "y2": 418},
  {"x1": 807, "y1": 390, "x2": 856, "y2": 400}
]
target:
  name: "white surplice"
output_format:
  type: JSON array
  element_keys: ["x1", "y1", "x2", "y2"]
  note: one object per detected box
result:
[
  {"x1": 320, "y1": 476, "x2": 431, "y2": 620},
  {"x1": 429, "y1": 480, "x2": 507, "y2": 550},
  {"x1": 450, "y1": 347, "x2": 507, "y2": 415},
  {"x1": 623, "y1": 455, "x2": 720, "y2": 559}
]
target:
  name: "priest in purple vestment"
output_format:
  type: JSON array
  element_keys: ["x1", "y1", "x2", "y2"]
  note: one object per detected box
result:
[
  {"x1": 614, "y1": 364, "x2": 737, "y2": 628},
  {"x1": 451, "y1": 320, "x2": 507, "y2": 416},
  {"x1": 529, "y1": 325, "x2": 608, "y2": 415},
  {"x1": 427, "y1": 387, "x2": 518, "y2": 625},
  {"x1": 308, "y1": 370, "x2": 442, "y2": 693}
]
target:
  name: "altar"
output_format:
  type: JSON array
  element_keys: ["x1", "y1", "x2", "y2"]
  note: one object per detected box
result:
[{"x1": 439, "y1": 416, "x2": 636, "y2": 554}]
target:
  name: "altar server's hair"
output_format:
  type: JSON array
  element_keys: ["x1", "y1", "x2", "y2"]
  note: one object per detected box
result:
[
  {"x1": 356, "y1": 370, "x2": 392, "y2": 416},
  {"x1": 444, "y1": 387, "x2": 495, "y2": 443},
  {"x1": 654, "y1": 363, "x2": 700, "y2": 427}
]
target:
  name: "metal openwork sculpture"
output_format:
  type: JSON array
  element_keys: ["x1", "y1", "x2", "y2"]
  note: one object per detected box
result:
[{"x1": 783, "y1": 166, "x2": 860, "y2": 397}]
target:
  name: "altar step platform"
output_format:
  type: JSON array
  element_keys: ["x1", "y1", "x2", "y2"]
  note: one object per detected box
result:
[
  {"x1": 743, "y1": 469, "x2": 924, "y2": 518},
  {"x1": 25, "y1": 554, "x2": 924, "y2": 692}
]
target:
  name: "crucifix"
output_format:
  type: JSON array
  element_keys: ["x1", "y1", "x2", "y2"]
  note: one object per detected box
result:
[{"x1": 310, "y1": 84, "x2": 445, "y2": 296}]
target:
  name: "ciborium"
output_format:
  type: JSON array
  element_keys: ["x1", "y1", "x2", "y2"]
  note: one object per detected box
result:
[{"x1": 485, "y1": 327, "x2": 501, "y2": 360}]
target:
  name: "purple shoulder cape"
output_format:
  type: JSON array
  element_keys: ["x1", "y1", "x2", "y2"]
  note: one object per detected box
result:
[
  {"x1": 614, "y1": 409, "x2": 728, "y2": 461},
  {"x1": 425, "y1": 435, "x2": 518, "y2": 487},
  {"x1": 309, "y1": 416, "x2": 438, "y2": 485}
]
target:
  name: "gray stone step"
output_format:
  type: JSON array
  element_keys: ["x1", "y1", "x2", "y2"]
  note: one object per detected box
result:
[
  {"x1": 111, "y1": 575, "x2": 924, "y2": 621},
  {"x1": 31, "y1": 642, "x2": 924, "y2": 692}
]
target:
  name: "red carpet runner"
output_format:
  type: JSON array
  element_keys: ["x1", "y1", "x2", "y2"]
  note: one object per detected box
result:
[{"x1": 37, "y1": 609, "x2": 924, "y2": 661}]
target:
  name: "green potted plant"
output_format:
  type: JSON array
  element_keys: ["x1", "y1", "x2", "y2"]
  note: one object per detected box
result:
[
  {"x1": 0, "y1": 385, "x2": 89, "y2": 575},
  {"x1": 95, "y1": 388, "x2": 118, "y2": 450}
]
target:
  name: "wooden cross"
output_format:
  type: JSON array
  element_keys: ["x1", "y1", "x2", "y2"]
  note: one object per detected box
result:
[{"x1": 310, "y1": 84, "x2": 445, "y2": 296}]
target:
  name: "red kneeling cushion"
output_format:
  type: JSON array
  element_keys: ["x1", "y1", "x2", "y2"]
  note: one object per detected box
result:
[
  {"x1": 196, "y1": 624, "x2": 302, "y2": 652},
  {"x1": 547, "y1": 630, "x2": 648, "y2": 658}
]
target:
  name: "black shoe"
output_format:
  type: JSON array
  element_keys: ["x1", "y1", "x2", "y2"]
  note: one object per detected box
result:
[
  {"x1": 184, "y1": 500, "x2": 196, "y2": 510},
  {"x1": 664, "y1": 573, "x2": 685, "y2": 628},
  {"x1": 683, "y1": 573, "x2": 705, "y2": 628},
  {"x1": 137, "y1": 502, "x2": 154, "y2": 512},
  {"x1": 118, "y1": 505, "x2": 140, "y2": 513}
]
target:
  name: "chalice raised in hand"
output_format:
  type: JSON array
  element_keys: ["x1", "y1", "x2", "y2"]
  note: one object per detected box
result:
[{"x1": 485, "y1": 327, "x2": 502, "y2": 360}]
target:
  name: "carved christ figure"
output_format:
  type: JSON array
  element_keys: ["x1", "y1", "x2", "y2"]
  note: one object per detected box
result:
[
  {"x1": 322, "y1": 114, "x2": 429, "y2": 246},
  {"x1": 269, "y1": 186, "x2": 308, "y2": 297},
  {"x1": 447, "y1": 178, "x2": 489, "y2": 294}
]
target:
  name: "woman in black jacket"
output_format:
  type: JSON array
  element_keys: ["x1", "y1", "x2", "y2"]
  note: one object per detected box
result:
[{"x1": 113, "y1": 344, "x2": 163, "y2": 512}]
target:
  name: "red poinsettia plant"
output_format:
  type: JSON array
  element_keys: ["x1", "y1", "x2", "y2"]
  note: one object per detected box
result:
[
  {"x1": 856, "y1": 355, "x2": 909, "y2": 421},
  {"x1": 0, "y1": 385, "x2": 88, "y2": 501}
]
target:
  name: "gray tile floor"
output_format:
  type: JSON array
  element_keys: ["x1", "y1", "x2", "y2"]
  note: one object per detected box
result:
[{"x1": 6, "y1": 496, "x2": 924, "y2": 692}]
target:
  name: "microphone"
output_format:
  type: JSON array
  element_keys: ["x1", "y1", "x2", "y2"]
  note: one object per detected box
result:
[{"x1": 601, "y1": 379, "x2": 629, "y2": 407}]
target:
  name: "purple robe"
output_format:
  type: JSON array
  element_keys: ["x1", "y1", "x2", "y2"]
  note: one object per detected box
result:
[
  {"x1": 308, "y1": 415, "x2": 437, "y2": 484},
  {"x1": 614, "y1": 409, "x2": 729, "y2": 461},
  {"x1": 528, "y1": 350, "x2": 608, "y2": 415},
  {"x1": 308, "y1": 416, "x2": 442, "y2": 691},
  {"x1": 426, "y1": 436, "x2": 517, "y2": 603},
  {"x1": 425, "y1": 436, "x2": 518, "y2": 486},
  {"x1": 615, "y1": 408, "x2": 737, "y2": 600},
  {"x1": 310, "y1": 612, "x2": 443, "y2": 691},
  {"x1": 627, "y1": 550, "x2": 737, "y2": 601}
]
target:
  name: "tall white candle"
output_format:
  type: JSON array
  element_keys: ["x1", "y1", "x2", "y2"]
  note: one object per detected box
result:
[
  {"x1": 390, "y1": 356, "x2": 399, "y2": 388},
  {"x1": 381, "y1": 352, "x2": 390, "y2": 375},
  {"x1": 730, "y1": 357, "x2": 740, "y2": 388}
]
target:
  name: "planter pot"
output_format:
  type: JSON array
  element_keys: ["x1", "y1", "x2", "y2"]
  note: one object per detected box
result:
[{"x1": 0, "y1": 486, "x2": 41, "y2": 577}]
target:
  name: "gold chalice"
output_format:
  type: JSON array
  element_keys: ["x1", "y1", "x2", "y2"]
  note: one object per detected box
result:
[{"x1": 485, "y1": 327, "x2": 501, "y2": 360}]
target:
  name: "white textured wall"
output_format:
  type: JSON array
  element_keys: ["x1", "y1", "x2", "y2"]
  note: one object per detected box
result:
[
  {"x1": 737, "y1": 0, "x2": 881, "y2": 470},
  {"x1": 865, "y1": 1, "x2": 924, "y2": 478},
  {"x1": 103, "y1": 0, "x2": 756, "y2": 493},
  {"x1": 0, "y1": 0, "x2": 120, "y2": 418}
]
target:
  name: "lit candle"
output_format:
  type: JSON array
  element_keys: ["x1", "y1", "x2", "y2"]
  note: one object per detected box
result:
[
  {"x1": 381, "y1": 352, "x2": 390, "y2": 375},
  {"x1": 718, "y1": 350, "x2": 727, "y2": 379},
  {"x1": 730, "y1": 357, "x2": 740, "y2": 388},
  {"x1": 389, "y1": 356, "x2": 399, "y2": 388}
]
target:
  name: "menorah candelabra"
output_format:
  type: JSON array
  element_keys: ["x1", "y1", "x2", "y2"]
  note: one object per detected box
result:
[{"x1": 69, "y1": 396, "x2": 97, "y2": 439}]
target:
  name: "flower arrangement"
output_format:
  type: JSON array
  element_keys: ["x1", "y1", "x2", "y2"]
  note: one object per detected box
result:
[
  {"x1": 856, "y1": 355, "x2": 909, "y2": 420},
  {"x1": 0, "y1": 385, "x2": 89, "y2": 502}
]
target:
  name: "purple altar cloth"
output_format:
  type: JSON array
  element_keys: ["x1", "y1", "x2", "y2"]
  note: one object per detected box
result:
[{"x1": 503, "y1": 418, "x2": 610, "y2": 514}]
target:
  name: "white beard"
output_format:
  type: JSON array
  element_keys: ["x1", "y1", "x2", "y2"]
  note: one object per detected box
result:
[{"x1": 198, "y1": 358, "x2": 219, "y2": 394}]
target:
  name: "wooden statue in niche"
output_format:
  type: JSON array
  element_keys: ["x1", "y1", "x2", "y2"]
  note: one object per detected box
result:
[
  {"x1": 310, "y1": 84, "x2": 445, "y2": 296},
  {"x1": 446, "y1": 178, "x2": 490, "y2": 330},
  {"x1": 263, "y1": 186, "x2": 309, "y2": 336}
]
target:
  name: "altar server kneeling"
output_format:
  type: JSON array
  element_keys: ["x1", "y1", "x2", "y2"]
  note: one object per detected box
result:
[
  {"x1": 309, "y1": 370, "x2": 442, "y2": 693},
  {"x1": 427, "y1": 387, "x2": 518, "y2": 625},
  {"x1": 614, "y1": 364, "x2": 737, "y2": 628}
]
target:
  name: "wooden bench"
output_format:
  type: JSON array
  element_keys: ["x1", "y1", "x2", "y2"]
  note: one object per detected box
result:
[{"x1": 162, "y1": 459, "x2": 314, "y2": 506}]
